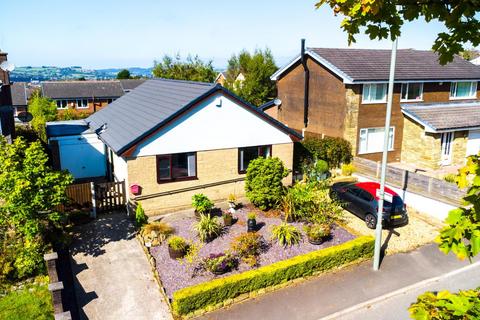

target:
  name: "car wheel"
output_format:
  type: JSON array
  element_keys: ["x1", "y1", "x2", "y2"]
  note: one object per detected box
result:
[{"x1": 365, "y1": 213, "x2": 377, "y2": 229}]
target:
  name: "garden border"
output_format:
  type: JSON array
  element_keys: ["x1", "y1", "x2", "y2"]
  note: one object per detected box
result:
[{"x1": 171, "y1": 235, "x2": 374, "y2": 317}]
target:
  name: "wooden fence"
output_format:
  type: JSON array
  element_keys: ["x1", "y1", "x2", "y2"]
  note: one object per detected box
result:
[
  {"x1": 94, "y1": 181, "x2": 127, "y2": 214},
  {"x1": 353, "y1": 157, "x2": 466, "y2": 205},
  {"x1": 58, "y1": 181, "x2": 126, "y2": 214}
]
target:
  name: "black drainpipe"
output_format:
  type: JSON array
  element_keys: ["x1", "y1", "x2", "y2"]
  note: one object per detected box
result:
[{"x1": 301, "y1": 39, "x2": 309, "y2": 129}]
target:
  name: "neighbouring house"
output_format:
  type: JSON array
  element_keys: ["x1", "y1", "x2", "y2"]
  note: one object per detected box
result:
[
  {"x1": 10, "y1": 81, "x2": 35, "y2": 121},
  {"x1": 46, "y1": 120, "x2": 107, "y2": 181},
  {"x1": 79, "y1": 78, "x2": 300, "y2": 215},
  {"x1": 119, "y1": 78, "x2": 146, "y2": 93},
  {"x1": 41, "y1": 80, "x2": 137, "y2": 116},
  {"x1": 269, "y1": 41, "x2": 480, "y2": 170},
  {"x1": 215, "y1": 71, "x2": 245, "y2": 87},
  {"x1": 0, "y1": 51, "x2": 15, "y2": 142}
]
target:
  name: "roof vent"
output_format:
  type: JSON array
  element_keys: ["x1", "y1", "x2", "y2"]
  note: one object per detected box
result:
[{"x1": 98, "y1": 123, "x2": 108, "y2": 134}]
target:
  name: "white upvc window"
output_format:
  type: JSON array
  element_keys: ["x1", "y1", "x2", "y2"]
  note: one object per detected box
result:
[
  {"x1": 56, "y1": 100, "x2": 68, "y2": 109},
  {"x1": 76, "y1": 99, "x2": 88, "y2": 109},
  {"x1": 359, "y1": 127, "x2": 395, "y2": 154},
  {"x1": 362, "y1": 83, "x2": 388, "y2": 103},
  {"x1": 450, "y1": 81, "x2": 477, "y2": 99},
  {"x1": 401, "y1": 83, "x2": 423, "y2": 101}
]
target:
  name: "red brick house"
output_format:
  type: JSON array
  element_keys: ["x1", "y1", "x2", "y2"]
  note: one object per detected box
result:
[{"x1": 267, "y1": 43, "x2": 480, "y2": 169}]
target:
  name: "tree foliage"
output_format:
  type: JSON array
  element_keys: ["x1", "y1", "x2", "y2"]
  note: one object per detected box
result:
[
  {"x1": 28, "y1": 90, "x2": 57, "y2": 142},
  {"x1": 0, "y1": 138, "x2": 73, "y2": 280},
  {"x1": 436, "y1": 154, "x2": 480, "y2": 261},
  {"x1": 460, "y1": 48, "x2": 480, "y2": 61},
  {"x1": 116, "y1": 69, "x2": 131, "y2": 79},
  {"x1": 152, "y1": 54, "x2": 216, "y2": 83},
  {"x1": 316, "y1": 0, "x2": 480, "y2": 64},
  {"x1": 223, "y1": 48, "x2": 277, "y2": 106}
]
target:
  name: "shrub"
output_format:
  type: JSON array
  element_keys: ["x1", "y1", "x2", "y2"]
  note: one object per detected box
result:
[
  {"x1": 192, "y1": 194, "x2": 214, "y2": 214},
  {"x1": 141, "y1": 221, "x2": 174, "y2": 244},
  {"x1": 303, "y1": 159, "x2": 330, "y2": 182},
  {"x1": 304, "y1": 224, "x2": 331, "y2": 241},
  {"x1": 200, "y1": 253, "x2": 238, "y2": 274},
  {"x1": 228, "y1": 194, "x2": 237, "y2": 203},
  {"x1": 443, "y1": 173, "x2": 457, "y2": 184},
  {"x1": 271, "y1": 223, "x2": 302, "y2": 247},
  {"x1": 168, "y1": 236, "x2": 188, "y2": 251},
  {"x1": 283, "y1": 182, "x2": 317, "y2": 221},
  {"x1": 341, "y1": 163, "x2": 356, "y2": 176},
  {"x1": 245, "y1": 157, "x2": 289, "y2": 210},
  {"x1": 247, "y1": 212, "x2": 256, "y2": 220},
  {"x1": 409, "y1": 288, "x2": 480, "y2": 319},
  {"x1": 172, "y1": 236, "x2": 374, "y2": 315},
  {"x1": 135, "y1": 202, "x2": 148, "y2": 227},
  {"x1": 192, "y1": 214, "x2": 222, "y2": 242},
  {"x1": 302, "y1": 137, "x2": 352, "y2": 168},
  {"x1": 231, "y1": 233, "x2": 264, "y2": 266}
]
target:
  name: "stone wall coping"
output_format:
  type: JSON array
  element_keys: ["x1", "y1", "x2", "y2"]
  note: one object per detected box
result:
[
  {"x1": 44, "y1": 252, "x2": 59, "y2": 261},
  {"x1": 48, "y1": 281, "x2": 64, "y2": 292},
  {"x1": 54, "y1": 311, "x2": 72, "y2": 320}
]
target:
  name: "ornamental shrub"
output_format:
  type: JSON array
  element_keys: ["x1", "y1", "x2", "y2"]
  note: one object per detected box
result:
[
  {"x1": 302, "y1": 137, "x2": 352, "y2": 168},
  {"x1": 172, "y1": 236, "x2": 374, "y2": 315},
  {"x1": 192, "y1": 214, "x2": 222, "y2": 242},
  {"x1": 271, "y1": 222, "x2": 302, "y2": 247},
  {"x1": 409, "y1": 288, "x2": 480, "y2": 319},
  {"x1": 135, "y1": 202, "x2": 148, "y2": 227},
  {"x1": 191, "y1": 194, "x2": 214, "y2": 214},
  {"x1": 245, "y1": 157, "x2": 289, "y2": 210},
  {"x1": 341, "y1": 163, "x2": 356, "y2": 176}
]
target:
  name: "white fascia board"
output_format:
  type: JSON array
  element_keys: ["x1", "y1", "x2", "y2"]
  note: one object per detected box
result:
[{"x1": 270, "y1": 50, "x2": 354, "y2": 84}]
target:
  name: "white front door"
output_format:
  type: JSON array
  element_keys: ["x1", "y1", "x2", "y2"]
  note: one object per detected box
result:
[
  {"x1": 466, "y1": 130, "x2": 480, "y2": 156},
  {"x1": 441, "y1": 132, "x2": 454, "y2": 165}
]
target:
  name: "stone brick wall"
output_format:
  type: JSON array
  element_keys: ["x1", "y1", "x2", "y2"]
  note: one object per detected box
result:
[
  {"x1": 401, "y1": 117, "x2": 468, "y2": 169},
  {"x1": 128, "y1": 143, "x2": 294, "y2": 215},
  {"x1": 343, "y1": 86, "x2": 360, "y2": 155}
]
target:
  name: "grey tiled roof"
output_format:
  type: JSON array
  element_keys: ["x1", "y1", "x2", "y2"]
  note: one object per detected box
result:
[
  {"x1": 11, "y1": 82, "x2": 28, "y2": 106},
  {"x1": 87, "y1": 78, "x2": 216, "y2": 154},
  {"x1": 42, "y1": 80, "x2": 124, "y2": 99},
  {"x1": 401, "y1": 101, "x2": 480, "y2": 131},
  {"x1": 119, "y1": 79, "x2": 146, "y2": 91},
  {"x1": 309, "y1": 48, "x2": 480, "y2": 82}
]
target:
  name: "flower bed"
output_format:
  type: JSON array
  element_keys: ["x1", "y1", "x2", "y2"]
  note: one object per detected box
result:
[{"x1": 150, "y1": 206, "x2": 357, "y2": 299}]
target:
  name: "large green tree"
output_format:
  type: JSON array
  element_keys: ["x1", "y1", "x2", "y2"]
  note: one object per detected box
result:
[
  {"x1": 116, "y1": 69, "x2": 131, "y2": 79},
  {"x1": 152, "y1": 54, "x2": 216, "y2": 83},
  {"x1": 0, "y1": 138, "x2": 73, "y2": 279},
  {"x1": 28, "y1": 90, "x2": 57, "y2": 142},
  {"x1": 224, "y1": 48, "x2": 277, "y2": 106},
  {"x1": 316, "y1": 0, "x2": 480, "y2": 64}
]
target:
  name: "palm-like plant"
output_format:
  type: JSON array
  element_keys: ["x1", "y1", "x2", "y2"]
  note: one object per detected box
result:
[
  {"x1": 271, "y1": 222, "x2": 302, "y2": 247},
  {"x1": 192, "y1": 214, "x2": 222, "y2": 242}
]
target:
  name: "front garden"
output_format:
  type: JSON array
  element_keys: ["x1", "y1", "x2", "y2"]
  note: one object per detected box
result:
[{"x1": 138, "y1": 148, "x2": 373, "y2": 317}]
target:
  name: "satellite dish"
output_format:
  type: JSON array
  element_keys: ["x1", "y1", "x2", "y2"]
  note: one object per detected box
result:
[{"x1": 0, "y1": 61, "x2": 15, "y2": 72}]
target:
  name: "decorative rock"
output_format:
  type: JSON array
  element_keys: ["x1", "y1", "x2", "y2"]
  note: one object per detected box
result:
[{"x1": 145, "y1": 242, "x2": 151, "y2": 248}]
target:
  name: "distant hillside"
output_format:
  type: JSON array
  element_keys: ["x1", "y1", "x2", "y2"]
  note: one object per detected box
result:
[{"x1": 10, "y1": 66, "x2": 153, "y2": 82}]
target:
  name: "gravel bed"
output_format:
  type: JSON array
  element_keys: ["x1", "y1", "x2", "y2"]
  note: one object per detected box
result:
[{"x1": 150, "y1": 207, "x2": 356, "y2": 298}]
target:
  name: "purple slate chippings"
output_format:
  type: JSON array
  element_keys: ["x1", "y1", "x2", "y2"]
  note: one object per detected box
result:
[{"x1": 150, "y1": 208, "x2": 356, "y2": 298}]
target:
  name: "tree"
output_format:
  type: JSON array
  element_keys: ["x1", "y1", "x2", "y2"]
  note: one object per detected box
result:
[
  {"x1": 316, "y1": 0, "x2": 480, "y2": 64},
  {"x1": 223, "y1": 48, "x2": 277, "y2": 106},
  {"x1": 152, "y1": 54, "x2": 216, "y2": 83},
  {"x1": 0, "y1": 138, "x2": 73, "y2": 279},
  {"x1": 460, "y1": 48, "x2": 480, "y2": 61},
  {"x1": 28, "y1": 90, "x2": 57, "y2": 142},
  {"x1": 116, "y1": 69, "x2": 131, "y2": 79}
]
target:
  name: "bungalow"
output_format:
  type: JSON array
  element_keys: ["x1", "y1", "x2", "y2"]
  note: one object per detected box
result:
[
  {"x1": 81, "y1": 78, "x2": 300, "y2": 215},
  {"x1": 10, "y1": 82, "x2": 35, "y2": 121},
  {"x1": 269, "y1": 41, "x2": 480, "y2": 170}
]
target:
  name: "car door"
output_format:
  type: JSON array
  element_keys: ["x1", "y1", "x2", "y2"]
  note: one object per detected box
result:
[
  {"x1": 356, "y1": 190, "x2": 375, "y2": 219},
  {"x1": 342, "y1": 186, "x2": 363, "y2": 216}
]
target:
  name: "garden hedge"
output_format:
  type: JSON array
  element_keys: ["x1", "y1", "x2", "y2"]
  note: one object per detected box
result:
[{"x1": 172, "y1": 235, "x2": 374, "y2": 315}]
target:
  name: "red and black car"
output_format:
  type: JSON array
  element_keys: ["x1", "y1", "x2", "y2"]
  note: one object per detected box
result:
[{"x1": 330, "y1": 181, "x2": 409, "y2": 229}]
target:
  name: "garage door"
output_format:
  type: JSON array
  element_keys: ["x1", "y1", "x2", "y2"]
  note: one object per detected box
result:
[
  {"x1": 467, "y1": 130, "x2": 480, "y2": 157},
  {"x1": 58, "y1": 134, "x2": 107, "y2": 179}
]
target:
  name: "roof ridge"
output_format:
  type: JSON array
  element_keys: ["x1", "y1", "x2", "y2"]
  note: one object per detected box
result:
[{"x1": 149, "y1": 77, "x2": 215, "y2": 87}]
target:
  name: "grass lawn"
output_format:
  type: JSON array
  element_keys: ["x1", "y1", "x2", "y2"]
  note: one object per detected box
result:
[{"x1": 0, "y1": 282, "x2": 53, "y2": 320}]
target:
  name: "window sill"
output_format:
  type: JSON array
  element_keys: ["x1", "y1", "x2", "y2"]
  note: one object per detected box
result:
[
  {"x1": 358, "y1": 149, "x2": 394, "y2": 155},
  {"x1": 400, "y1": 99, "x2": 423, "y2": 103},
  {"x1": 157, "y1": 176, "x2": 198, "y2": 184},
  {"x1": 449, "y1": 96, "x2": 477, "y2": 101},
  {"x1": 361, "y1": 101, "x2": 387, "y2": 105},
  {"x1": 76, "y1": 107, "x2": 89, "y2": 109}
]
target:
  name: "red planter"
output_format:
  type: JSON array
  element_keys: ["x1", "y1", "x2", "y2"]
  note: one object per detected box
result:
[{"x1": 130, "y1": 184, "x2": 141, "y2": 195}]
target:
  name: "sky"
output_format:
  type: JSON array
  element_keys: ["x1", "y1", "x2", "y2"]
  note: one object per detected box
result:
[{"x1": 1, "y1": 0, "x2": 448, "y2": 69}]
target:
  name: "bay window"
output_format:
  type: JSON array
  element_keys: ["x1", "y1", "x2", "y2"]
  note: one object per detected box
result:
[
  {"x1": 362, "y1": 83, "x2": 388, "y2": 103},
  {"x1": 238, "y1": 145, "x2": 272, "y2": 173},
  {"x1": 156, "y1": 152, "x2": 197, "y2": 183},
  {"x1": 401, "y1": 83, "x2": 423, "y2": 101},
  {"x1": 359, "y1": 127, "x2": 394, "y2": 154},
  {"x1": 450, "y1": 81, "x2": 477, "y2": 99}
]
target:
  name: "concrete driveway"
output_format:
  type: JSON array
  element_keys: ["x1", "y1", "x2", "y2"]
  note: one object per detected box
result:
[{"x1": 70, "y1": 212, "x2": 172, "y2": 320}]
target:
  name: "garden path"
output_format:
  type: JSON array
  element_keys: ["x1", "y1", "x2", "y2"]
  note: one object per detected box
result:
[{"x1": 70, "y1": 212, "x2": 172, "y2": 320}]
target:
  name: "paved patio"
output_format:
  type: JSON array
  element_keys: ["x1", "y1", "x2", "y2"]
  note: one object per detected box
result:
[{"x1": 70, "y1": 212, "x2": 172, "y2": 320}]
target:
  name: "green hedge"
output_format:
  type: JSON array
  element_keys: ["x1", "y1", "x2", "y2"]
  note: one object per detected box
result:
[{"x1": 172, "y1": 236, "x2": 374, "y2": 315}]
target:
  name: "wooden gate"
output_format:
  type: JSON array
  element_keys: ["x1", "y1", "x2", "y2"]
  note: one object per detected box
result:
[
  {"x1": 58, "y1": 182, "x2": 92, "y2": 212},
  {"x1": 94, "y1": 181, "x2": 127, "y2": 213}
]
